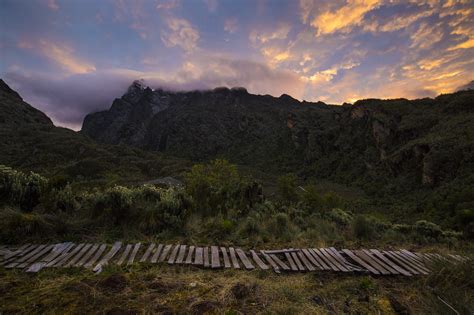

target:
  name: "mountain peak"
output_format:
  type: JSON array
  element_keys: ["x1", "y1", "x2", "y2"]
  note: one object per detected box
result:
[{"x1": 0, "y1": 79, "x2": 23, "y2": 101}]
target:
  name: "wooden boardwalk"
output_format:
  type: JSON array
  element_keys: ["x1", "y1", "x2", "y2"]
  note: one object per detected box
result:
[{"x1": 0, "y1": 243, "x2": 468, "y2": 275}]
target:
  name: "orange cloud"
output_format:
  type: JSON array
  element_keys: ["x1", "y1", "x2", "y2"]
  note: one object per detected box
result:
[{"x1": 161, "y1": 17, "x2": 200, "y2": 52}]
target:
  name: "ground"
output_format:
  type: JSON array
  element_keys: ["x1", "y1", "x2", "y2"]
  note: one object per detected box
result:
[{"x1": 1, "y1": 260, "x2": 472, "y2": 314}]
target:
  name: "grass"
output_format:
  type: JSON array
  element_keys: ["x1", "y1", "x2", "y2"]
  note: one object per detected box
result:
[{"x1": 1, "y1": 260, "x2": 472, "y2": 314}]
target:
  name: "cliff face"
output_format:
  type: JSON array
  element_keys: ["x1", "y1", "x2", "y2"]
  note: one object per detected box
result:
[{"x1": 82, "y1": 81, "x2": 474, "y2": 189}]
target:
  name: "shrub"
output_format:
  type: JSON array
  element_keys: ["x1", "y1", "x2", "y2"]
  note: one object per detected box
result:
[
  {"x1": 302, "y1": 185, "x2": 322, "y2": 211},
  {"x1": 0, "y1": 207, "x2": 54, "y2": 241},
  {"x1": 327, "y1": 208, "x2": 353, "y2": 226},
  {"x1": 414, "y1": 220, "x2": 442, "y2": 239},
  {"x1": 352, "y1": 215, "x2": 374, "y2": 239},
  {"x1": 277, "y1": 173, "x2": 298, "y2": 203}
]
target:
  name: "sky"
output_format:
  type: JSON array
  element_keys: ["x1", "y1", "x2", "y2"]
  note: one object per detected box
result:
[{"x1": 0, "y1": 0, "x2": 473, "y2": 130}]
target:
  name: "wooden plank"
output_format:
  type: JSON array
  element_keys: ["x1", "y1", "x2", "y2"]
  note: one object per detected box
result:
[
  {"x1": 320, "y1": 248, "x2": 349, "y2": 272},
  {"x1": 6, "y1": 245, "x2": 47, "y2": 268},
  {"x1": 17, "y1": 245, "x2": 54, "y2": 269},
  {"x1": 290, "y1": 252, "x2": 305, "y2": 271},
  {"x1": 140, "y1": 243, "x2": 156, "y2": 263},
  {"x1": 93, "y1": 242, "x2": 122, "y2": 272},
  {"x1": 312, "y1": 248, "x2": 339, "y2": 271},
  {"x1": 390, "y1": 251, "x2": 429, "y2": 274},
  {"x1": 342, "y1": 249, "x2": 379, "y2": 275},
  {"x1": 185, "y1": 246, "x2": 195, "y2": 264},
  {"x1": 401, "y1": 249, "x2": 425, "y2": 264},
  {"x1": 65, "y1": 244, "x2": 93, "y2": 267},
  {"x1": 250, "y1": 250, "x2": 269, "y2": 270},
  {"x1": 301, "y1": 249, "x2": 323, "y2": 270},
  {"x1": 285, "y1": 252, "x2": 298, "y2": 271},
  {"x1": 211, "y1": 246, "x2": 221, "y2": 269},
  {"x1": 159, "y1": 244, "x2": 172, "y2": 262},
  {"x1": 297, "y1": 251, "x2": 315, "y2": 271},
  {"x1": 83, "y1": 244, "x2": 107, "y2": 268},
  {"x1": 269, "y1": 254, "x2": 290, "y2": 271},
  {"x1": 235, "y1": 249, "x2": 255, "y2": 270},
  {"x1": 176, "y1": 245, "x2": 187, "y2": 264},
  {"x1": 194, "y1": 247, "x2": 203, "y2": 265},
  {"x1": 360, "y1": 250, "x2": 398, "y2": 274},
  {"x1": 127, "y1": 243, "x2": 142, "y2": 266},
  {"x1": 353, "y1": 250, "x2": 391, "y2": 275},
  {"x1": 328, "y1": 247, "x2": 363, "y2": 271},
  {"x1": 27, "y1": 243, "x2": 72, "y2": 272},
  {"x1": 117, "y1": 244, "x2": 132, "y2": 266},
  {"x1": 382, "y1": 251, "x2": 420, "y2": 275},
  {"x1": 229, "y1": 247, "x2": 240, "y2": 269},
  {"x1": 260, "y1": 251, "x2": 280, "y2": 273},
  {"x1": 1, "y1": 244, "x2": 33, "y2": 264},
  {"x1": 76, "y1": 244, "x2": 99, "y2": 267},
  {"x1": 203, "y1": 246, "x2": 210, "y2": 268},
  {"x1": 55, "y1": 244, "x2": 86, "y2": 267},
  {"x1": 45, "y1": 243, "x2": 76, "y2": 267},
  {"x1": 308, "y1": 249, "x2": 330, "y2": 270},
  {"x1": 220, "y1": 247, "x2": 231, "y2": 268},
  {"x1": 151, "y1": 244, "x2": 163, "y2": 263},
  {"x1": 369, "y1": 249, "x2": 411, "y2": 276},
  {"x1": 398, "y1": 251, "x2": 432, "y2": 271},
  {"x1": 167, "y1": 244, "x2": 180, "y2": 264}
]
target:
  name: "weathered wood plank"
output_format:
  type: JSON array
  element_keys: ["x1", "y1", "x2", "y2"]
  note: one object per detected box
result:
[
  {"x1": 382, "y1": 251, "x2": 420, "y2": 275},
  {"x1": 312, "y1": 249, "x2": 339, "y2": 271},
  {"x1": 76, "y1": 244, "x2": 99, "y2": 267},
  {"x1": 235, "y1": 249, "x2": 255, "y2": 270},
  {"x1": 328, "y1": 247, "x2": 362, "y2": 272},
  {"x1": 290, "y1": 252, "x2": 305, "y2": 271},
  {"x1": 203, "y1": 246, "x2": 210, "y2": 268},
  {"x1": 211, "y1": 246, "x2": 221, "y2": 269},
  {"x1": 194, "y1": 247, "x2": 203, "y2": 265},
  {"x1": 185, "y1": 246, "x2": 195, "y2": 264},
  {"x1": 17, "y1": 245, "x2": 54, "y2": 269},
  {"x1": 353, "y1": 250, "x2": 391, "y2": 275},
  {"x1": 117, "y1": 244, "x2": 132, "y2": 266},
  {"x1": 168, "y1": 244, "x2": 180, "y2": 264},
  {"x1": 27, "y1": 243, "x2": 72, "y2": 272},
  {"x1": 6, "y1": 245, "x2": 47, "y2": 268},
  {"x1": 320, "y1": 248, "x2": 349, "y2": 272},
  {"x1": 269, "y1": 254, "x2": 290, "y2": 271},
  {"x1": 297, "y1": 251, "x2": 315, "y2": 271},
  {"x1": 45, "y1": 243, "x2": 76, "y2": 267},
  {"x1": 127, "y1": 243, "x2": 142, "y2": 266},
  {"x1": 341, "y1": 249, "x2": 379, "y2": 275},
  {"x1": 260, "y1": 251, "x2": 280, "y2": 273},
  {"x1": 54, "y1": 244, "x2": 85, "y2": 268},
  {"x1": 401, "y1": 249, "x2": 425, "y2": 264},
  {"x1": 360, "y1": 250, "x2": 398, "y2": 274},
  {"x1": 285, "y1": 252, "x2": 298, "y2": 271},
  {"x1": 396, "y1": 251, "x2": 431, "y2": 272},
  {"x1": 308, "y1": 249, "x2": 330, "y2": 270},
  {"x1": 151, "y1": 244, "x2": 163, "y2": 263},
  {"x1": 140, "y1": 243, "x2": 156, "y2": 263},
  {"x1": 159, "y1": 244, "x2": 172, "y2": 262},
  {"x1": 369, "y1": 249, "x2": 411, "y2": 276},
  {"x1": 229, "y1": 247, "x2": 240, "y2": 269},
  {"x1": 390, "y1": 251, "x2": 429, "y2": 274},
  {"x1": 65, "y1": 244, "x2": 93, "y2": 267},
  {"x1": 301, "y1": 249, "x2": 323, "y2": 270},
  {"x1": 83, "y1": 244, "x2": 107, "y2": 268},
  {"x1": 176, "y1": 245, "x2": 187, "y2": 264},
  {"x1": 1, "y1": 244, "x2": 32, "y2": 264},
  {"x1": 220, "y1": 247, "x2": 231, "y2": 268},
  {"x1": 93, "y1": 242, "x2": 122, "y2": 272},
  {"x1": 250, "y1": 250, "x2": 269, "y2": 270}
]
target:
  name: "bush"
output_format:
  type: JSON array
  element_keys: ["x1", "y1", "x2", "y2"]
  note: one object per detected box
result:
[
  {"x1": 414, "y1": 220, "x2": 443, "y2": 239},
  {"x1": 352, "y1": 215, "x2": 374, "y2": 239},
  {"x1": 0, "y1": 207, "x2": 54, "y2": 241},
  {"x1": 327, "y1": 208, "x2": 353, "y2": 226},
  {"x1": 277, "y1": 173, "x2": 298, "y2": 203}
]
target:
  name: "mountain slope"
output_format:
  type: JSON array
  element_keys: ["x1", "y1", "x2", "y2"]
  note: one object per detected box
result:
[
  {"x1": 0, "y1": 79, "x2": 188, "y2": 181},
  {"x1": 82, "y1": 82, "x2": 474, "y2": 189}
]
